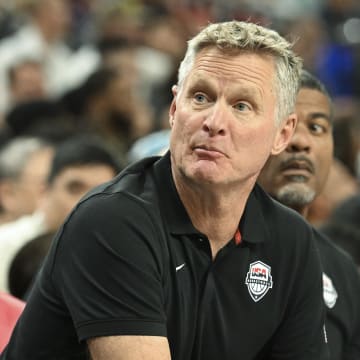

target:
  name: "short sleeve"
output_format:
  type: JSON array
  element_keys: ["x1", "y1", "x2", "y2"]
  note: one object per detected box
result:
[{"x1": 51, "y1": 192, "x2": 168, "y2": 341}]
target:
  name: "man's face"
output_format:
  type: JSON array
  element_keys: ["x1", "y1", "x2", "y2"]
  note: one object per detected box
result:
[
  {"x1": 38, "y1": 0, "x2": 71, "y2": 40},
  {"x1": 168, "y1": 47, "x2": 295, "y2": 190},
  {"x1": 45, "y1": 164, "x2": 116, "y2": 231},
  {"x1": 258, "y1": 88, "x2": 333, "y2": 208},
  {"x1": 3, "y1": 147, "x2": 54, "y2": 219},
  {"x1": 11, "y1": 63, "x2": 46, "y2": 104}
]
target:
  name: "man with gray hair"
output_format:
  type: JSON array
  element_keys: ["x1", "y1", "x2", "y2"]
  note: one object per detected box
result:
[
  {"x1": 0, "y1": 136, "x2": 53, "y2": 225},
  {"x1": 0, "y1": 137, "x2": 54, "y2": 292},
  {"x1": 1, "y1": 21, "x2": 328, "y2": 359}
]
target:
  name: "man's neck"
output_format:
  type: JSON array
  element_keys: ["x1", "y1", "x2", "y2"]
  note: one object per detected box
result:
[{"x1": 174, "y1": 175, "x2": 253, "y2": 258}]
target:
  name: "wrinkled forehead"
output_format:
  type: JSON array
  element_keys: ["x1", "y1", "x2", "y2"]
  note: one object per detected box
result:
[
  {"x1": 184, "y1": 47, "x2": 276, "y2": 89},
  {"x1": 179, "y1": 47, "x2": 277, "y2": 105}
]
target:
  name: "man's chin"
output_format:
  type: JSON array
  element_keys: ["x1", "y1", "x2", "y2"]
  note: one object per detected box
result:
[{"x1": 275, "y1": 183, "x2": 316, "y2": 208}]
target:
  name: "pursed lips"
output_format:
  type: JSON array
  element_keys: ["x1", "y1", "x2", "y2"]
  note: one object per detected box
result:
[{"x1": 193, "y1": 145, "x2": 227, "y2": 158}]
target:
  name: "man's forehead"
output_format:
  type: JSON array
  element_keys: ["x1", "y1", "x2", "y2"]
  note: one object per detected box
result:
[
  {"x1": 186, "y1": 62, "x2": 274, "y2": 93},
  {"x1": 296, "y1": 89, "x2": 332, "y2": 117},
  {"x1": 297, "y1": 88, "x2": 330, "y2": 104},
  {"x1": 193, "y1": 47, "x2": 273, "y2": 73}
]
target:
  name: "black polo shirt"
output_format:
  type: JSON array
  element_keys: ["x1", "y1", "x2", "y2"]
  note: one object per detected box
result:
[
  {"x1": 315, "y1": 229, "x2": 360, "y2": 360},
  {"x1": 1, "y1": 153, "x2": 328, "y2": 360}
]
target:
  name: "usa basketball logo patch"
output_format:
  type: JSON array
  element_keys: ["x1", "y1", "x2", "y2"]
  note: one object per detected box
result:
[
  {"x1": 245, "y1": 261, "x2": 273, "y2": 302},
  {"x1": 322, "y1": 272, "x2": 338, "y2": 308}
]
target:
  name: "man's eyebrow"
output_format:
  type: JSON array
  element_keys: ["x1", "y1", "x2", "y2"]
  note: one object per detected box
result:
[
  {"x1": 309, "y1": 112, "x2": 332, "y2": 123},
  {"x1": 187, "y1": 77, "x2": 213, "y2": 89},
  {"x1": 187, "y1": 77, "x2": 262, "y2": 98}
]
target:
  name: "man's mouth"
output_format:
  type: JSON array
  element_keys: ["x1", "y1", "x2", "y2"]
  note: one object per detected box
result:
[
  {"x1": 193, "y1": 145, "x2": 226, "y2": 158},
  {"x1": 280, "y1": 158, "x2": 315, "y2": 182}
]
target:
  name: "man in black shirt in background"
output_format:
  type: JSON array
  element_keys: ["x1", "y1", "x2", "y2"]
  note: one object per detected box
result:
[{"x1": 258, "y1": 70, "x2": 360, "y2": 360}]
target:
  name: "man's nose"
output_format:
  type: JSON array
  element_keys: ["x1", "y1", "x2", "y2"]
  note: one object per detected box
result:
[
  {"x1": 286, "y1": 124, "x2": 311, "y2": 153},
  {"x1": 202, "y1": 101, "x2": 228, "y2": 136}
]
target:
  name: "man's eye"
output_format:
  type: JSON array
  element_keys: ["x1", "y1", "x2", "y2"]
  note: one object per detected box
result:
[
  {"x1": 234, "y1": 102, "x2": 251, "y2": 111},
  {"x1": 194, "y1": 93, "x2": 207, "y2": 103},
  {"x1": 310, "y1": 122, "x2": 328, "y2": 134},
  {"x1": 65, "y1": 181, "x2": 87, "y2": 195}
]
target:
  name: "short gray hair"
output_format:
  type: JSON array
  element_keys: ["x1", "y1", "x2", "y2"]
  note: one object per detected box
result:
[
  {"x1": 0, "y1": 137, "x2": 48, "y2": 180},
  {"x1": 177, "y1": 21, "x2": 303, "y2": 125}
]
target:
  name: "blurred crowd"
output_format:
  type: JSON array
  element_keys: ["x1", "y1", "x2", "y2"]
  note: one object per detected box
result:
[
  {"x1": 0, "y1": 0, "x2": 360, "y2": 343},
  {"x1": 0, "y1": 0, "x2": 360, "y2": 164}
]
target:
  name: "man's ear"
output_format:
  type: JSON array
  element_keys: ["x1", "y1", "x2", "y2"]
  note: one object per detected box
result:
[
  {"x1": 271, "y1": 113, "x2": 297, "y2": 155},
  {"x1": 169, "y1": 85, "x2": 178, "y2": 128}
]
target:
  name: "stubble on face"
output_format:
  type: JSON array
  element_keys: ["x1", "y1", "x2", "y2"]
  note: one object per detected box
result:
[{"x1": 274, "y1": 182, "x2": 316, "y2": 208}]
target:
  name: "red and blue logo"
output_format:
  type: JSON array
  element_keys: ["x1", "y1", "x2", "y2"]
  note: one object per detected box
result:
[{"x1": 245, "y1": 261, "x2": 273, "y2": 302}]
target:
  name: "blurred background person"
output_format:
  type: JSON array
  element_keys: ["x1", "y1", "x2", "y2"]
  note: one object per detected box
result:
[
  {"x1": 307, "y1": 158, "x2": 359, "y2": 226},
  {"x1": 0, "y1": 136, "x2": 54, "y2": 225},
  {"x1": 2, "y1": 98, "x2": 78, "y2": 144},
  {"x1": 320, "y1": 193, "x2": 360, "y2": 268},
  {"x1": 0, "y1": 0, "x2": 100, "y2": 122},
  {"x1": 8, "y1": 232, "x2": 55, "y2": 300},
  {"x1": 61, "y1": 66, "x2": 153, "y2": 165},
  {"x1": 257, "y1": 70, "x2": 360, "y2": 360},
  {"x1": 40, "y1": 135, "x2": 121, "y2": 232},
  {"x1": 6, "y1": 58, "x2": 47, "y2": 109},
  {"x1": 0, "y1": 135, "x2": 121, "y2": 293},
  {"x1": 332, "y1": 115, "x2": 360, "y2": 179}
]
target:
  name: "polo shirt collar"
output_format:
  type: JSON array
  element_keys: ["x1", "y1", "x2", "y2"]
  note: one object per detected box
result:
[
  {"x1": 239, "y1": 185, "x2": 269, "y2": 244},
  {"x1": 154, "y1": 152, "x2": 268, "y2": 244},
  {"x1": 154, "y1": 152, "x2": 200, "y2": 236}
]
